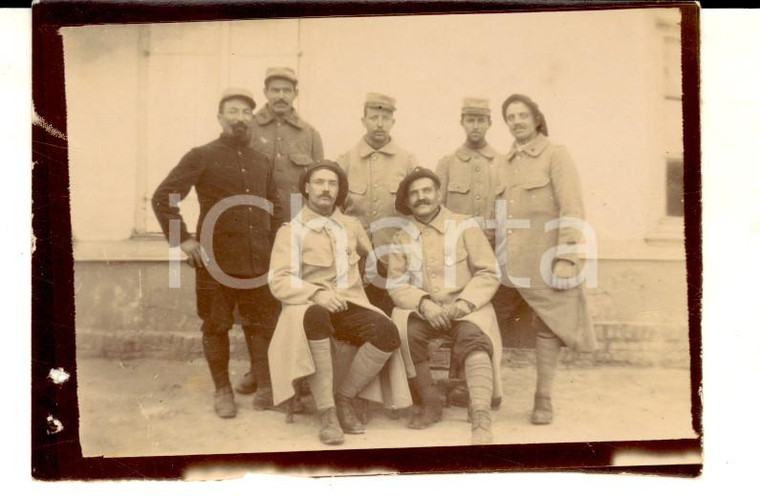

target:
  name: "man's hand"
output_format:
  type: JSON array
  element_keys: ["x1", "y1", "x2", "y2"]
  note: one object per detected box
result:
[
  {"x1": 551, "y1": 259, "x2": 577, "y2": 290},
  {"x1": 445, "y1": 299, "x2": 474, "y2": 320},
  {"x1": 312, "y1": 289, "x2": 349, "y2": 313},
  {"x1": 181, "y1": 239, "x2": 209, "y2": 268},
  {"x1": 420, "y1": 298, "x2": 451, "y2": 331}
]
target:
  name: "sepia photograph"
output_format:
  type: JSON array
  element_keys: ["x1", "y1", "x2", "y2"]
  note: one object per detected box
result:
[{"x1": 32, "y1": 0, "x2": 701, "y2": 479}]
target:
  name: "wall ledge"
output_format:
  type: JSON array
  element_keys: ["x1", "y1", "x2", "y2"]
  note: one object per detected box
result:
[{"x1": 74, "y1": 236, "x2": 687, "y2": 262}]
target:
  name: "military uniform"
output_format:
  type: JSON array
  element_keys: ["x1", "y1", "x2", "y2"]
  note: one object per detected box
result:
[
  {"x1": 494, "y1": 132, "x2": 595, "y2": 351},
  {"x1": 436, "y1": 98, "x2": 501, "y2": 244},
  {"x1": 337, "y1": 93, "x2": 420, "y2": 315},
  {"x1": 151, "y1": 87, "x2": 281, "y2": 417},
  {"x1": 267, "y1": 163, "x2": 411, "y2": 445},
  {"x1": 249, "y1": 68, "x2": 324, "y2": 223}
]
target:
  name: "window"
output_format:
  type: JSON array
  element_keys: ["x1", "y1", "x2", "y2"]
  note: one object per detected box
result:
[{"x1": 660, "y1": 14, "x2": 684, "y2": 220}]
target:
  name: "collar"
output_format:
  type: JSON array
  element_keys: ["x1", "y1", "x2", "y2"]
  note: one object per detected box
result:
[
  {"x1": 506, "y1": 133, "x2": 549, "y2": 160},
  {"x1": 294, "y1": 205, "x2": 347, "y2": 233},
  {"x1": 409, "y1": 206, "x2": 454, "y2": 238},
  {"x1": 254, "y1": 104, "x2": 305, "y2": 129},
  {"x1": 218, "y1": 133, "x2": 247, "y2": 149},
  {"x1": 358, "y1": 137, "x2": 398, "y2": 158},
  {"x1": 455, "y1": 142, "x2": 496, "y2": 161}
]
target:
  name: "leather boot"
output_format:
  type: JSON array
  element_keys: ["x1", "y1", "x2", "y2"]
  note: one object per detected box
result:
[
  {"x1": 318, "y1": 407, "x2": 345, "y2": 445},
  {"x1": 235, "y1": 371, "x2": 257, "y2": 395},
  {"x1": 531, "y1": 394, "x2": 553, "y2": 425},
  {"x1": 471, "y1": 409, "x2": 492, "y2": 444},
  {"x1": 214, "y1": 386, "x2": 237, "y2": 419},
  {"x1": 249, "y1": 333, "x2": 276, "y2": 411},
  {"x1": 235, "y1": 327, "x2": 258, "y2": 394},
  {"x1": 408, "y1": 362, "x2": 443, "y2": 429},
  {"x1": 335, "y1": 393, "x2": 365, "y2": 434}
]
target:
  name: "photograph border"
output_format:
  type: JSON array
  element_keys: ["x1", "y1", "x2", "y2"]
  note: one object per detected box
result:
[{"x1": 31, "y1": 0, "x2": 702, "y2": 480}]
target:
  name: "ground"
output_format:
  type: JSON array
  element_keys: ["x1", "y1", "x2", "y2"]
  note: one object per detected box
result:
[{"x1": 76, "y1": 357, "x2": 698, "y2": 460}]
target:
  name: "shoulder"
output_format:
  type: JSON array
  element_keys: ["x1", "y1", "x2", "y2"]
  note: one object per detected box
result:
[{"x1": 437, "y1": 153, "x2": 455, "y2": 169}]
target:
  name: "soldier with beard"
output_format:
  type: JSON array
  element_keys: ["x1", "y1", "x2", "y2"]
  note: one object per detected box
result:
[{"x1": 152, "y1": 88, "x2": 281, "y2": 418}]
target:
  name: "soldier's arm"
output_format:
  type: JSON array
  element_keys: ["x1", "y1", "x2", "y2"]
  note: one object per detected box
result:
[
  {"x1": 312, "y1": 128, "x2": 325, "y2": 161},
  {"x1": 268, "y1": 225, "x2": 325, "y2": 304},
  {"x1": 151, "y1": 147, "x2": 206, "y2": 245},
  {"x1": 435, "y1": 156, "x2": 450, "y2": 205},
  {"x1": 386, "y1": 234, "x2": 429, "y2": 311},
  {"x1": 457, "y1": 222, "x2": 500, "y2": 310},
  {"x1": 549, "y1": 145, "x2": 585, "y2": 265},
  {"x1": 266, "y1": 159, "x2": 283, "y2": 243}
]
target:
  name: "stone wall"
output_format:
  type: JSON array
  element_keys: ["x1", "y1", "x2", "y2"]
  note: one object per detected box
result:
[{"x1": 74, "y1": 258, "x2": 692, "y2": 368}]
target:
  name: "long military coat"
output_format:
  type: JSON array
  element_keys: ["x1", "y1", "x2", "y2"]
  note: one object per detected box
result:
[{"x1": 495, "y1": 134, "x2": 596, "y2": 351}]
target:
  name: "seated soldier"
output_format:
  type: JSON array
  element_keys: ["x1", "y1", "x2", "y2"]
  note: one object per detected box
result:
[
  {"x1": 267, "y1": 161, "x2": 412, "y2": 446},
  {"x1": 387, "y1": 168, "x2": 503, "y2": 445}
]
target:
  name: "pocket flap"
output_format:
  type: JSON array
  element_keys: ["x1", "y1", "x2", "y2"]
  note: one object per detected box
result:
[
  {"x1": 522, "y1": 177, "x2": 550, "y2": 190},
  {"x1": 289, "y1": 153, "x2": 314, "y2": 167},
  {"x1": 447, "y1": 180, "x2": 471, "y2": 193}
]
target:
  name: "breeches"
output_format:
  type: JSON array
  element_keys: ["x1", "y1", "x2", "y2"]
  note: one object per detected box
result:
[
  {"x1": 303, "y1": 302, "x2": 400, "y2": 352},
  {"x1": 196, "y1": 266, "x2": 280, "y2": 337},
  {"x1": 407, "y1": 313, "x2": 493, "y2": 367}
]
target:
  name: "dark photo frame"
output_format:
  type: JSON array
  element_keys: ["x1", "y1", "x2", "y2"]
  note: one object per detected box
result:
[{"x1": 31, "y1": 0, "x2": 702, "y2": 480}]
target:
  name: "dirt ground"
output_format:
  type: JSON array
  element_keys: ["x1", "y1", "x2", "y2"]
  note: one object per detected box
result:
[{"x1": 76, "y1": 356, "x2": 698, "y2": 459}]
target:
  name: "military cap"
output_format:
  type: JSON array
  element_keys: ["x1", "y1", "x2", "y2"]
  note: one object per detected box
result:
[
  {"x1": 461, "y1": 97, "x2": 491, "y2": 115},
  {"x1": 364, "y1": 92, "x2": 396, "y2": 112},
  {"x1": 264, "y1": 67, "x2": 298, "y2": 86},
  {"x1": 219, "y1": 87, "x2": 256, "y2": 110},
  {"x1": 299, "y1": 160, "x2": 349, "y2": 208},
  {"x1": 395, "y1": 167, "x2": 441, "y2": 216}
]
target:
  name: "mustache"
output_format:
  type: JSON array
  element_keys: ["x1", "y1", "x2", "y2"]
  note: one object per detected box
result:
[{"x1": 413, "y1": 199, "x2": 432, "y2": 207}]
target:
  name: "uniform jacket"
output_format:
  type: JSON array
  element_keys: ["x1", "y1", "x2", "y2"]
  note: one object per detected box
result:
[
  {"x1": 267, "y1": 206, "x2": 413, "y2": 408},
  {"x1": 386, "y1": 206, "x2": 503, "y2": 399},
  {"x1": 152, "y1": 134, "x2": 280, "y2": 278},
  {"x1": 337, "y1": 138, "x2": 420, "y2": 256},
  {"x1": 249, "y1": 104, "x2": 324, "y2": 223},
  {"x1": 496, "y1": 134, "x2": 596, "y2": 351},
  {"x1": 436, "y1": 142, "x2": 501, "y2": 240}
]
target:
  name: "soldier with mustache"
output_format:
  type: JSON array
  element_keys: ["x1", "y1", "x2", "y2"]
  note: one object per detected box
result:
[
  {"x1": 237, "y1": 67, "x2": 325, "y2": 400},
  {"x1": 387, "y1": 168, "x2": 503, "y2": 445}
]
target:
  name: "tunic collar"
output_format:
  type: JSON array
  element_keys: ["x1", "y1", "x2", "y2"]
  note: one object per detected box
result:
[
  {"x1": 294, "y1": 205, "x2": 348, "y2": 233},
  {"x1": 506, "y1": 133, "x2": 549, "y2": 160},
  {"x1": 254, "y1": 104, "x2": 305, "y2": 130},
  {"x1": 358, "y1": 137, "x2": 398, "y2": 158},
  {"x1": 455, "y1": 142, "x2": 497, "y2": 161},
  {"x1": 408, "y1": 206, "x2": 454, "y2": 238}
]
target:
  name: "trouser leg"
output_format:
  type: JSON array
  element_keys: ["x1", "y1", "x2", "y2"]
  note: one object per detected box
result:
[
  {"x1": 329, "y1": 304, "x2": 399, "y2": 433},
  {"x1": 202, "y1": 328, "x2": 231, "y2": 391},
  {"x1": 306, "y1": 338, "x2": 344, "y2": 445},
  {"x1": 532, "y1": 318, "x2": 563, "y2": 424},
  {"x1": 465, "y1": 350, "x2": 494, "y2": 444}
]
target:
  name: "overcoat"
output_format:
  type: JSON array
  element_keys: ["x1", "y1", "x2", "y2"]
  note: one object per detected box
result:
[
  {"x1": 250, "y1": 104, "x2": 324, "y2": 223},
  {"x1": 436, "y1": 143, "x2": 501, "y2": 245},
  {"x1": 267, "y1": 206, "x2": 413, "y2": 408},
  {"x1": 337, "y1": 138, "x2": 420, "y2": 256},
  {"x1": 386, "y1": 207, "x2": 504, "y2": 400},
  {"x1": 496, "y1": 134, "x2": 596, "y2": 351}
]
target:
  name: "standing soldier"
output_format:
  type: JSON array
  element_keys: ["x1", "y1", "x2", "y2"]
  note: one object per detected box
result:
[
  {"x1": 496, "y1": 93, "x2": 596, "y2": 424},
  {"x1": 436, "y1": 97, "x2": 501, "y2": 245},
  {"x1": 152, "y1": 88, "x2": 281, "y2": 418},
  {"x1": 236, "y1": 67, "x2": 325, "y2": 396},
  {"x1": 337, "y1": 92, "x2": 420, "y2": 315}
]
